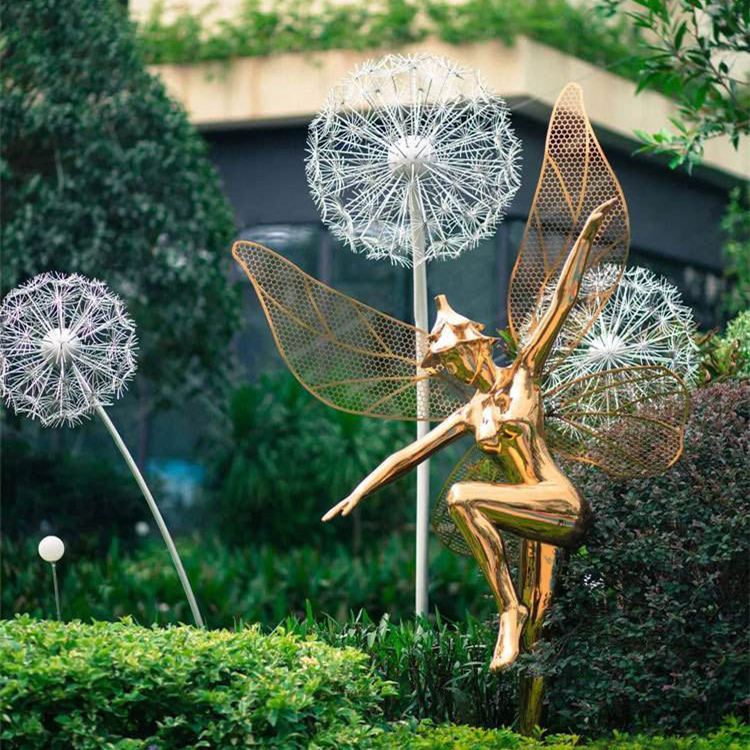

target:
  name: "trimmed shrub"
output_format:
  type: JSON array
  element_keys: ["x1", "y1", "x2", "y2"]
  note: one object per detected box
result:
[
  {"x1": 1, "y1": 617, "x2": 746, "y2": 750},
  {"x1": 534, "y1": 381, "x2": 750, "y2": 735},
  {"x1": 374, "y1": 719, "x2": 750, "y2": 749},
  {"x1": 0, "y1": 616, "x2": 394, "y2": 749}
]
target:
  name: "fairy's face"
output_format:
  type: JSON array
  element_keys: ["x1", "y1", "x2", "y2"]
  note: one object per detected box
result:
[{"x1": 420, "y1": 295, "x2": 498, "y2": 392}]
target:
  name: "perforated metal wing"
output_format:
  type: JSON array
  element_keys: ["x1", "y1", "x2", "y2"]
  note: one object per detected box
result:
[
  {"x1": 507, "y1": 83, "x2": 629, "y2": 365},
  {"x1": 233, "y1": 241, "x2": 473, "y2": 420},
  {"x1": 543, "y1": 365, "x2": 690, "y2": 478}
]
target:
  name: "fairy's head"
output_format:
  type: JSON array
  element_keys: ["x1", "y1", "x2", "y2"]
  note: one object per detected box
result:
[{"x1": 421, "y1": 295, "x2": 498, "y2": 391}]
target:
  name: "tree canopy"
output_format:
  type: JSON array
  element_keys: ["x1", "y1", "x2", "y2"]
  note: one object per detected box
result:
[{"x1": 1, "y1": 0, "x2": 240, "y2": 410}]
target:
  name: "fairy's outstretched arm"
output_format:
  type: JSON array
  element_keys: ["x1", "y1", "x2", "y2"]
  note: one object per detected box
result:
[
  {"x1": 322, "y1": 408, "x2": 468, "y2": 521},
  {"x1": 519, "y1": 198, "x2": 617, "y2": 377}
]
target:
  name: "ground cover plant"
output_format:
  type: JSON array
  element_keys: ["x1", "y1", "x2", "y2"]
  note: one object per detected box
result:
[{"x1": 1, "y1": 616, "x2": 747, "y2": 749}]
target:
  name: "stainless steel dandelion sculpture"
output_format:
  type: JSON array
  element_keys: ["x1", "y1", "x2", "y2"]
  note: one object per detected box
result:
[
  {"x1": 0, "y1": 273, "x2": 203, "y2": 627},
  {"x1": 306, "y1": 53, "x2": 521, "y2": 614},
  {"x1": 306, "y1": 53, "x2": 522, "y2": 265}
]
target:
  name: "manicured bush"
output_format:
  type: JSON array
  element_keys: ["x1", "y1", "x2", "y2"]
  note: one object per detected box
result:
[
  {"x1": 0, "y1": 616, "x2": 394, "y2": 749},
  {"x1": 374, "y1": 719, "x2": 750, "y2": 749},
  {"x1": 532, "y1": 381, "x2": 750, "y2": 735}
]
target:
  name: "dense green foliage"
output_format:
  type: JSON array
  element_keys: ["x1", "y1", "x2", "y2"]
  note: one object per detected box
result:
[
  {"x1": 1, "y1": 0, "x2": 239, "y2": 409},
  {"x1": 599, "y1": 0, "x2": 750, "y2": 169},
  {"x1": 2, "y1": 533, "x2": 492, "y2": 628},
  {"x1": 1, "y1": 617, "x2": 747, "y2": 749},
  {"x1": 139, "y1": 0, "x2": 642, "y2": 82},
  {"x1": 209, "y1": 373, "x2": 415, "y2": 548},
  {"x1": 724, "y1": 311, "x2": 750, "y2": 379},
  {"x1": 286, "y1": 609, "x2": 514, "y2": 728},
  {"x1": 1, "y1": 434, "x2": 146, "y2": 556},
  {"x1": 722, "y1": 186, "x2": 750, "y2": 317},
  {"x1": 0, "y1": 616, "x2": 393, "y2": 749},
  {"x1": 533, "y1": 381, "x2": 750, "y2": 734}
]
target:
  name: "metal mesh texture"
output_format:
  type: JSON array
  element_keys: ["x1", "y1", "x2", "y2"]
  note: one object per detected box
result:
[
  {"x1": 232, "y1": 240, "x2": 472, "y2": 420},
  {"x1": 507, "y1": 83, "x2": 630, "y2": 367},
  {"x1": 544, "y1": 365, "x2": 690, "y2": 478}
]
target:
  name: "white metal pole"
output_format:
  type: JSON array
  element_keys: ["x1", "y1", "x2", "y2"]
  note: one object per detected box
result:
[
  {"x1": 94, "y1": 404, "x2": 205, "y2": 628},
  {"x1": 409, "y1": 186, "x2": 429, "y2": 617},
  {"x1": 51, "y1": 563, "x2": 61, "y2": 620}
]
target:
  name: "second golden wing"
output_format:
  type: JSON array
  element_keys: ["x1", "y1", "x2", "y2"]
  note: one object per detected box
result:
[
  {"x1": 543, "y1": 365, "x2": 690, "y2": 478},
  {"x1": 233, "y1": 241, "x2": 473, "y2": 421}
]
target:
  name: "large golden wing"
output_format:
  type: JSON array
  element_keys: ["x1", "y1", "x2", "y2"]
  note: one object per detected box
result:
[
  {"x1": 543, "y1": 365, "x2": 690, "y2": 478},
  {"x1": 233, "y1": 241, "x2": 472, "y2": 420},
  {"x1": 508, "y1": 83, "x2": 630, "y2": 358}
]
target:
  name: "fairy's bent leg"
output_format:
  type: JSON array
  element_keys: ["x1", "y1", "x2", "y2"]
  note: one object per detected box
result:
[
  {"x1": 448, "y1": 485, "x2": 528, "y2": 672},
  {"x1": 450, "y1": 479, "x2": 588, "y2": 547},
  {"x1": 447, "y1": 478, "x2": 587, "y2": 672}
]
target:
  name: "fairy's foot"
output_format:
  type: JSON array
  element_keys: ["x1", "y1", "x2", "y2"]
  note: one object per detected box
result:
[{"x1": 490, "y1": 604, "x2": 529, "y2": 673}]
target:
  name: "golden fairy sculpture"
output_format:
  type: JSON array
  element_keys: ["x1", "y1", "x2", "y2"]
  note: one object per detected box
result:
[{"x1": 232, "y1": 84, "x2": 689, "y2": 726}]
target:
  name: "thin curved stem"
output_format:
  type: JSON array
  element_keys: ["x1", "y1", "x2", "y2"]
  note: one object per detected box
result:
[{"x1": 94, "y1": 404, "x2": 204, "y2": 627}]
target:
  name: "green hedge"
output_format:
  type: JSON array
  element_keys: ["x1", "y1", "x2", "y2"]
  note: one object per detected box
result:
[
  {"x1": 1, "y1": 617, "x2": 747, "y2": 749},
  {"x1": 0, "y1": 616, "x2": 393, "y2": 749}
]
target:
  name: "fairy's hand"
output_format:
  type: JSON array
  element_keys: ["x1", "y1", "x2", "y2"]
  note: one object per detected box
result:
[
  {"x1": 322, "y1": 493, "x2": 362, "y2": 522},
  {"x1": 581, "y1": 197, "x2": 617, "y2": 240}
]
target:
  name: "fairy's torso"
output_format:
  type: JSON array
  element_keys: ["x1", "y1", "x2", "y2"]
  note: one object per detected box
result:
[{"x1": 464, "y1": 366, "x2": 555, "y2": 483}]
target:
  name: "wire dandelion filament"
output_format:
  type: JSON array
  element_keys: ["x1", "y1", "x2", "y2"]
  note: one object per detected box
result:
[
  {"x1": 0, "y1": 273, "x2": 136, "y2": 426},
  {"x1": 0, "y1": 272, "x2": 203, "y2": 627},
  {"x1": 306, "y1": 53, "x2": 521, "y2": 265}
]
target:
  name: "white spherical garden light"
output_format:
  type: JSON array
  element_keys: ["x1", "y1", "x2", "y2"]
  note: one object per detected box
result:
[
  {"x1": 1, "y1": 273, "x2": 203, "y2": 626},
  {"x1": 306, "y1": 53, "x2": 521, "y2": 614},
  {"x1": 38, "y1": 535, "x2": 65, "y2": 620}
]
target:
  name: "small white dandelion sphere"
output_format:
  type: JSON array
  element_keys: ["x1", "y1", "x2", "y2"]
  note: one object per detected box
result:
[
  {"x1": 135, "y1": 521, "x2": 150, "y2": 537},
  {"x1": 0, "y1": 272, "x2": 137, "y2": 427},
  {"x1": 38, "y1": 535, "x2": 65, "y2": 563},
  {"x1": 306, "y1": 53, "x2": 522, "y2": 266}
]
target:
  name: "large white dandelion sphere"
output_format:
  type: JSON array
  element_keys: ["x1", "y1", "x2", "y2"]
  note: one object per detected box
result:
[
  {"x1": 0, "y1": 273, "x2": 137, "y2": 427},
  {"x1": 306, "y1": 53, "x2": 522, "y2": 266}
]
